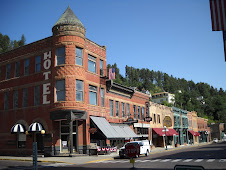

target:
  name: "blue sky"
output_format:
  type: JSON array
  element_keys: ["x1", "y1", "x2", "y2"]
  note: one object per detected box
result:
[{"x1": 1, "y1": 0, "x2": 226, "y2": 90}]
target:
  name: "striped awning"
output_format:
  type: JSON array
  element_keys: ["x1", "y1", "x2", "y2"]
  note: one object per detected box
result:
[
  {"x1": 11, "y1": 124, "x2": 25, "y2": 134},
  {"x1": 28, "y1": 122, "x2": 44, "y2": 132}
]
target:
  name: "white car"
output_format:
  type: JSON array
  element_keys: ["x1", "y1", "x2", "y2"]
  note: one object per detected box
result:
[
  {"x1": 119, "y1": 140, "x2": 150, "y2": 158},
  {"x1": 213, "y1": 138, "x2": 218, "y2": 143}
]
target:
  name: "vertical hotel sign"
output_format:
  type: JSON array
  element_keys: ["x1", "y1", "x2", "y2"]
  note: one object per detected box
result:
[{"x1": 43, "y1": 51, "x2": 51, "y2": 104}]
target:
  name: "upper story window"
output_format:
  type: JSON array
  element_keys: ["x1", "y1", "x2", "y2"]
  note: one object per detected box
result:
[
  {"x1": 138, "y1": 106, "x2": 141, "y2": 119},
  {"x1": 6, "y1": 64, "x2": 11, "y2": 79},
  {"x1": 22, "y1": 88, "x2": 28, "y2": 107},
  {"x1": 158, "y1": 115, "x2": 161, "y2": 124},
  {"x1": 110, "y1": 100, "x2": 114, "y2": 117},
  {"x1": 174, "y1": 116, "x2": 177, "y2": 126},
  {"x1": 127, "y1": 104, "x2": 130, "y2": 117},
  {"x1": 100, "y1": 88, "x2": 105, "y2": 107},
  {"x1": 15, "y1": 61, "x2": 20, "y2": 77},
  {"x1": 13, "y1": 90, "x2": 18, "y2": 109},
  {"x1": 75, "y1": 47, "x2": 83, "y2": 66},
  {"x1": 89, "y1": 85, "x2": 97, "y2": 105},
  {"x1": 56, "y1": 47, "x2": 65, "y2": 66},
  {"x1": 35, "y1": 56, "x2": 41, "y2": 73},
  {"x1": 122, "y1": 103, "x2": 125, "y2": 117},
  {"x1": 4, "y1": 91, "x2": 9, "y2": 110},
  {"x1": 55, "y1": 80, "x2": 65, "y2": 101},
  {"x1": 76, "y1": 80, "x2": 84, "y2": 102},
  {"x1": 24, "y1": 59, "x2": 29, "y2": 76},
  {"x1": 142, "y1": 107, "x2": 144, "y2": 119},
  {"x1": 100, "y1": 59, "x2": 104, "y2": 76},
  {"x1": 116, "y1": 101, "x2": 119, "y2": 117},
  {"x1": 133, "y1": 105, "x2": 137, "y2": 119},
  {"x1": 88, "y1": 55, "x2": 96, "y2": 73},
  {"x1": 34, "y1": 86, "x2": 40, "y2": 106},
  {"x1": 153, "y1": 114, "x2": 156, "y2": 124}
]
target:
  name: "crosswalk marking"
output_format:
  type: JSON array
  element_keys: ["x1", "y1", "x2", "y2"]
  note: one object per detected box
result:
[
  {"x1": 94, "y1": 159, "x2": 226, "y2": 164},
  {"x1": 183, "y1": 159, "x2": 193, "y2": 162},
  {"x1": 171, "y1": 159, "x2": 181, "y2": 162},
  {"x1": 194, "y1": 159, "x2": 203, "y2": 162},
  {"x1": 207, "y1": 159, "x2": 215, "y2": 162}
]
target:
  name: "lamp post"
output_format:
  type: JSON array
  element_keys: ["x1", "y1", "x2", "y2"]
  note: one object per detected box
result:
[{"x1": 163, "y1": 126, "x2": 168, "y2": 150}]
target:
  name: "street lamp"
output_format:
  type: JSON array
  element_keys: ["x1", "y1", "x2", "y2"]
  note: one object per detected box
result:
[{"x1": 163, "y1": 126, "x2": 169, "y2": 150}]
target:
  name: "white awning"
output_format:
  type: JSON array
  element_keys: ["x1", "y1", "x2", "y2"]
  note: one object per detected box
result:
[
  {"x1": 11, "y1": 124, "x2": 25, "y2": 133},
  {"x1": 90, "y1": 116, "x2": 138, "y2": 139},
  {"x1": 28, "y1": 122, "x2": 44, "y2": 132}
]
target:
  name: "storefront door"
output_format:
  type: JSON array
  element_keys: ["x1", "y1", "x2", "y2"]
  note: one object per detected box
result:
[{"x1": 60, "y1": 120, "x2": 77, "y2": 153}]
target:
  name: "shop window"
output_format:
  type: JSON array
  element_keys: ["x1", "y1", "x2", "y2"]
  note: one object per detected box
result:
[
  {"x1": 127, "y1": 104, "x2": 130, "y2": 117},
  {"x1": 6, "y1": 64, "x2": 11, "y2": 79},
  {"x1": 89, "y1": 85, "x2": 97, "y2": 105},
  {"x1": 100, "y1": 88, "x2": 105, "y2": 107},
  {"x1": 34, "y1": 86, "x2": 40, "y2": 106},
  {"x1": 110, "y1": 100, "x2": 114, "y2": 116},
  {"x1": 116, "y1": 101, "x2": 119, "y2": 117},
  {"x1": 122, "y1": 103, "x2": 125, "y2": 117},
  {"x1": 88, "y1": 55, "x2": 96, "y2": 73},
  {"x1": 22, "y1": 88, "x2": 28, "y2": 107},
  {"x1": 24, "y1": 59, "x2": 29, "y2": 76},
  {"x1": 13, "y1": 90, "x2": 18, "y2": 109},
  {"x1": 4, "y1": 91, "x2": 9, "y2": 110},
  {"x1": 55, "y1": 80, "x2": 65, "y2": 101},
  {"x1": 75, "y1": 47, "x2": 83, "y2": 66},
  {"x1": 15, "y1": 61, "x2": 20, "y2": 77},
  {"x1": 35, "y1": 56, "x2": 41, "y2": 72},
  {"x1": 56, "y1": 47, "x2": 65, "y2": 66},
  {"x1": 76, "y1": 80, "x2": 84, "y2": 101}
]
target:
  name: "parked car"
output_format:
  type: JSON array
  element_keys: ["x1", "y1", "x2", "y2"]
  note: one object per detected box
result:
[
  {"x1": 213, "y1": 138, "x2": 218, "y2": 143},
  {"x1": 119, "y1": 140, "x2": 150, "y2": 158}
]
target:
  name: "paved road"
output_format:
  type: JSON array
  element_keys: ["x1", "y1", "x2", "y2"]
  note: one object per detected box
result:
[{"x1": 0, "y1": 142, "x2": 225, "y2": 170}]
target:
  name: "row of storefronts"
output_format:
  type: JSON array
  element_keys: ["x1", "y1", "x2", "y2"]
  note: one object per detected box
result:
[{"x1": 0, "y1": 7, "x2": 213, "y2": 156}]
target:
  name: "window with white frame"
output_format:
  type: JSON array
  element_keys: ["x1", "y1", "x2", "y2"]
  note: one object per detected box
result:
[
  {"x1": 88, "y1": 55, "x2": 96, "y2": 73},
  {"x1": 15, "y1": 61, "x2": 20, "y2": 77},
  {"x1": 110, "y1": 100, "x2": 114, "y2": 116},
  {"x1": 76, "y1": 80, "x2": 83, "y2": 101},
  {"x1": 101, "y1": 88, "x2": 105, "y2": 107},
  {"x1": 35, "y1": 56, "x2": 41, "y2": 72},
  {"x1": 13, "y1": 90, "x2": 18, "y2": 109},
  {"x1": 75, "y1": 47, "x2": 83, "y2": 66},
  {"x1": 127, "y1": 103, "x2": 130, "y2": 117},
  {"x1": 34, "y1": 86, "x2": 40, "y2": 106},
  {"x1": 89, "y1": 85, "x2": 97, "y2": 105},
  {"x1": 116, "y1": 101, "x2": 119, "y2": 117},
  {"x1": 24, "y1": 59, "x2": 29, "y2": 76},
  {"x1": 56, "y1": 47, "x2": 65, "y2": 66},
  {"x1": 55, "y1": 80, "x2": 65, "y2": 101}
]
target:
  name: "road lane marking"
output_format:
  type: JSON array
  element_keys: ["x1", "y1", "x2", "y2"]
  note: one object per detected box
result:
[
  {"x1": 194, "y1": 159, "x2": 203, "y2": 162},
  {"x1": 150, "y1": 159, "x2": 161, "y2": 162},
  {"x1": 160, "y1": 159, "x2": 171, "y2": 162},
  {"x1": 206, "y1": 159, "x2": 215, "y2": 162},
  {"x1": 183, "y1": 159, "x2": 193, "y2": 162},
  {"x1": 171, "y1": 159, "x2": 181, "y2": 162}
]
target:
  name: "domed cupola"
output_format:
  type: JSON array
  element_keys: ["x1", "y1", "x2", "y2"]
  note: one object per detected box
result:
[{"x1": 52, "y1": 6, "x2": 86, "y2": 38}]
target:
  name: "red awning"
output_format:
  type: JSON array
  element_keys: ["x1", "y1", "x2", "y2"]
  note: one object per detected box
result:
[
  {"x1": 188, "y1": 130, "x2": 200, "y2": 136},
  {"x1": 153, "y1": 128, "x2": 179, "y2": 136}
]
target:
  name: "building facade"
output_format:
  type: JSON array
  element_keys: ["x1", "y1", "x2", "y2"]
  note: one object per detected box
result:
[
  {"x1": 0, "y1": 7, "x2": 150, "y2": 156},
  {"x1": 152, "y1": 92, "x2": 175, "y2": 105}
]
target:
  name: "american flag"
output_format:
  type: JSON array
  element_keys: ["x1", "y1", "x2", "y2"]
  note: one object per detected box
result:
[
  {"x1": 109, "y1": 68, "x2": 115, "y2": 80},
  {"x1": 210, "y1": 0, "x2": 226, "y2": 31}
]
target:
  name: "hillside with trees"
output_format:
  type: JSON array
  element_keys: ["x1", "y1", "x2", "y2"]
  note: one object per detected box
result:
[
  {"x1": 0, "y1": 33, "x2": 26, "y2": 54},
  {"x1": 107, "y1": 64, "x2": 226, "y2": 124}
]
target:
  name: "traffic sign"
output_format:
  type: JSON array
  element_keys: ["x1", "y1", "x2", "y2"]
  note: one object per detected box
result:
[{"x1": 125, "y1": 143, "x2": 140, "y2": 158}]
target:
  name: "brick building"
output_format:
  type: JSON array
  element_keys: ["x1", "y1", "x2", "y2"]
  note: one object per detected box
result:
[{"x1": 0, "y1": 7, "x2": 150, "y2": 156}]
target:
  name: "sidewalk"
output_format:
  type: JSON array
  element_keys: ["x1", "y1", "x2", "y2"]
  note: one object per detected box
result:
[{"x1": 0, "y1": 142, "x2": 211, "y2": 165}]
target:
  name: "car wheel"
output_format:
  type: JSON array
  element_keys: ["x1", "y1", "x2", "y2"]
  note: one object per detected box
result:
[
  {"x1": 120, "y1": 155, "x2": 124, "y2": 159},
  {"x1": 145, "y1": 150, "x2": 149, "y2": 156}
]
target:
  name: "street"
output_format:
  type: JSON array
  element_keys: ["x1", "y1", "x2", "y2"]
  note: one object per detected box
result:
[{"x1": 0, "y1": 142, "x2": 225, "y2": 170}]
